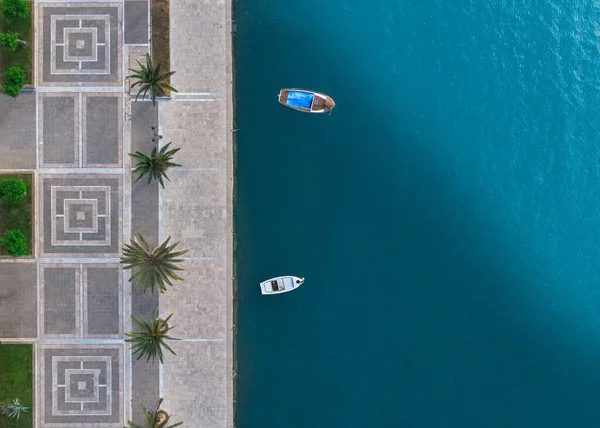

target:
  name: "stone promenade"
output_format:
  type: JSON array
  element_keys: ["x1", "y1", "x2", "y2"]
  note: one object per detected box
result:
[
  {"x1": 0, "y1": 0, "x2": 233, "y2": 426},
  {"x1": 159, "y1": 0, "x2": 234, "y2": 425}
]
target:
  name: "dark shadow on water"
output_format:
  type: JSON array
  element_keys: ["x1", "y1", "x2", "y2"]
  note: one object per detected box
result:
[{"x1": 233, "y1": 16, "x2": 600, "y2": 428}]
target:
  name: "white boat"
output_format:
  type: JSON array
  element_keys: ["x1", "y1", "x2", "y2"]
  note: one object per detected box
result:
[{"x1": 260, "y1": 276, "x2": 305, "y2": 295}]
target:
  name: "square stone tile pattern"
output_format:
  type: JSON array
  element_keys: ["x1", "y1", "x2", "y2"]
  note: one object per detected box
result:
[
  {"x1": 64, "y1": 27, "x2": 97, "y2": 61},
  {"x1": 40, "y1": 175, "x2": 122, "y2": 256},
  {"x1": 39, "y1": 4, "x2": 122, "y2": 85},
  {"x1": 52, "y1": 187, "x2": 109, "y2": 245},
  {"x1": 64, "y1": 199, "x2": 98, "y2": 233},
  {"x1": 40, "y1": 345, "x2": 123, "y2": 426}
]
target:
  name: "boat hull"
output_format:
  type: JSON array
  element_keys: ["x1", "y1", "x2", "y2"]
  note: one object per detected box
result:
[
  {"x1": 260, "y1": 276, "x2": 305, "y2": 295},
  {"x1": 278, "y1": 88, "x2": 335, "y2": 113}
]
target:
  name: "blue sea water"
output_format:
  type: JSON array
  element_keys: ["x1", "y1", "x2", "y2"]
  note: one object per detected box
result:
[{"x1": 234, "y1": 0, "x2": 600, "y2": 426}]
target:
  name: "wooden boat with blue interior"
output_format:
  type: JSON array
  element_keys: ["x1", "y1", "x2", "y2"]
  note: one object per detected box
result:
[{"x1": 278, "y1": 88, "x2": 335, "y2": 113}]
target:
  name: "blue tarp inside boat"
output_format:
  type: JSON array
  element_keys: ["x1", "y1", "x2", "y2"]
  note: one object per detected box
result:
[{"x1": 286, "y1": 91, "x2": 314, "y2": 109}]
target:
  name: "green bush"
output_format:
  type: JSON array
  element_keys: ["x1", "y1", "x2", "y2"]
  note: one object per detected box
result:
[
  {"x1": 1, "y1": 229, "x2": 27, "y2": 256},
  {"x1": 0, "y1": 179, "x2": 26, "y2": 202},
  {"x1": 2, "y1": 65, "x2": 25, "y2": 98},
  {"x1": 0, "y1": 31, "x2": 18, "y2": 51},
  {"x1": 1, "y1": 0, "x2": 30, "y2": 20}
]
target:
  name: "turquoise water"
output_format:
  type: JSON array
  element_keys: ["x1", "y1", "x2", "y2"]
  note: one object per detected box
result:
[{"x1": 234, "y1": 1, "x2": 600, "y2": 426}]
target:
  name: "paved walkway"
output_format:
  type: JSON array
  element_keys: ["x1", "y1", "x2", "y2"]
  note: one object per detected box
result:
[
  {"x1": 0, "y1": 0, "x2": 233, "y2": 426},
  {"x1": 159, "y1": 0, "x2": 233, "y2": 425}
]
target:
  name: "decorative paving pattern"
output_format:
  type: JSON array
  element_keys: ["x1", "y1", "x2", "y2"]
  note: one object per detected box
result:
[
  {"x1": 40, "y1": 264, "x2": 123, "y2": 339},
  {"x1": 39, "y1": 92, "x2": 123, "y2": 168},
  {"x1": 40, "y1": 175, "x2": 122, "y2": 257},
  {"x1": 40, "y1": 345, "x2": 123, "y2": 427},
  {"x1": 39, "y1": 3, "x2": 122, "y2": 86},
  {"x1": 52, "y1": 186, "x2": 110, "y2": 246}
]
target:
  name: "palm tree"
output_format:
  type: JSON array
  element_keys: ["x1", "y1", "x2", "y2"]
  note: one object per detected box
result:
[
  {"x1": 126, "y1": 399, "x2": 183, "y2": 428},
  {"x1": 120, "y1": 234, "x2": 188, "y2": 294},
  {"x1": 0, "y1": 398, "x2": 30, "y2": 420},
  {"x1": 130, "y1": 141, "x2": 181, "y2": 188},
  {"x1": 126, "y1": 310, "x2": 179, "y2": 364},
  {"x1": 128, "y1": 53, "x2": 177, "y2": 105}
]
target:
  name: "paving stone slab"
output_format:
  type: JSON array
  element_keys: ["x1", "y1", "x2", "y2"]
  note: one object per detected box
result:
[
  {"x1": 0, "y1": 92, "x2": 36, "y2": 169},
  {"x1": 161, "y1": 259, "x2": 227, "y2": 339},
  {"x1": 40, "y1": 93, "x2": 79, "y2": 167},
  {"x1": 170, "y1": 0, "x2": 227, "y2": 93},
  {"x1": 38, "y1": 3, "x2": 123, "y2": 86},
  {"x1": 40, "y1": 175, "x2": 122, "y2": 257},
  {"x1": 130, "y1": 101, "x2": 158, "y2": 245},
  {"x1": 160, "y1": 100, "x2": 227, "y2": 169},
  {"x1": 128, "y1": 100, "x2": 160, "y2": 425},
  {"x1": 83, "y1": 264, "x2": 122, "y2": 338},
  {"x1": 40, "y1": 344, "x2": 124, "y2": 427},
  {"x1": 83, "y1": 93, "x2": 123, "y2": 167},
  {"x1": 130, "y1": 356, "x2": 158, "y2": 426},
  {"x1": 40, "y1": 263, "x2": 123, "y2": 340},
  {"x1": 161, "y1": 169, "x2": 227, "y2": 258},
  {"x1": 0, "y1": 263, "x2": 37, "y2": 338},
  {"x1": 40, "y1": 264, "x2": 80, "y2": 338},
  {"x1": 162, "y1": 341, "x2": 227, "y2": 427},
  {"x1": 124, "y1": 1, "x2": 148, "y2": 45},
  {"x1": 130, "y1": 284, "x2": 159, "y2": 425}
]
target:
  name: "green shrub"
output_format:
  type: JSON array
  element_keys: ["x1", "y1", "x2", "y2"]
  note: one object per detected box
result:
[
  {"x1": 0, "y1": 179, "x2": 26, "y2": 202},
  {"x1": 2, "y1": 66, "x2": 26, "y2": 98},
  {"x1": 0, "y1": 31, "x2": 18, "y2": 51},
  {"x1": 1, "y1": 0, "x2": 30, "y2": 20},
  {"x1": 1, "y1": 229, "x2": 27, "y2": 256}
]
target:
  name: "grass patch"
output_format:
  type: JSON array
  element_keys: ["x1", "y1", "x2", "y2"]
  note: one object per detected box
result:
[
  {"x1": 151, "y1": 0, "x2": 171, "y2": 96},
  {"x1": 0, "y1": 344, "x2": 33, "y2": 428},
  {"x1": 0, "y1": 174, "x2": 33, "y2": 256},
  {"x1": 0, "y1": 2, "x2": 33, "y2": 86}
]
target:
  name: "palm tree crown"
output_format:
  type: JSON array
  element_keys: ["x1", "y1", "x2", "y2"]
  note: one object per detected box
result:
[
  {"x1": 130, "y1": 141, "x2": 181, "y2": 188},
  {"x1": 0, "y1": 398, "x2": 30, "y2": 420},
  {"x1": 120, "y1": 234, "x2": 188, "y2": 294},
  {"x1": 128, "y1": 53, "x2": 177, "y2": 105},
  {"x1": 126, "y1": 310, "x2": 179, "y2": 364},
  {"x1": 126, "y1": 399, "x2": 183, "y2": 428}
]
